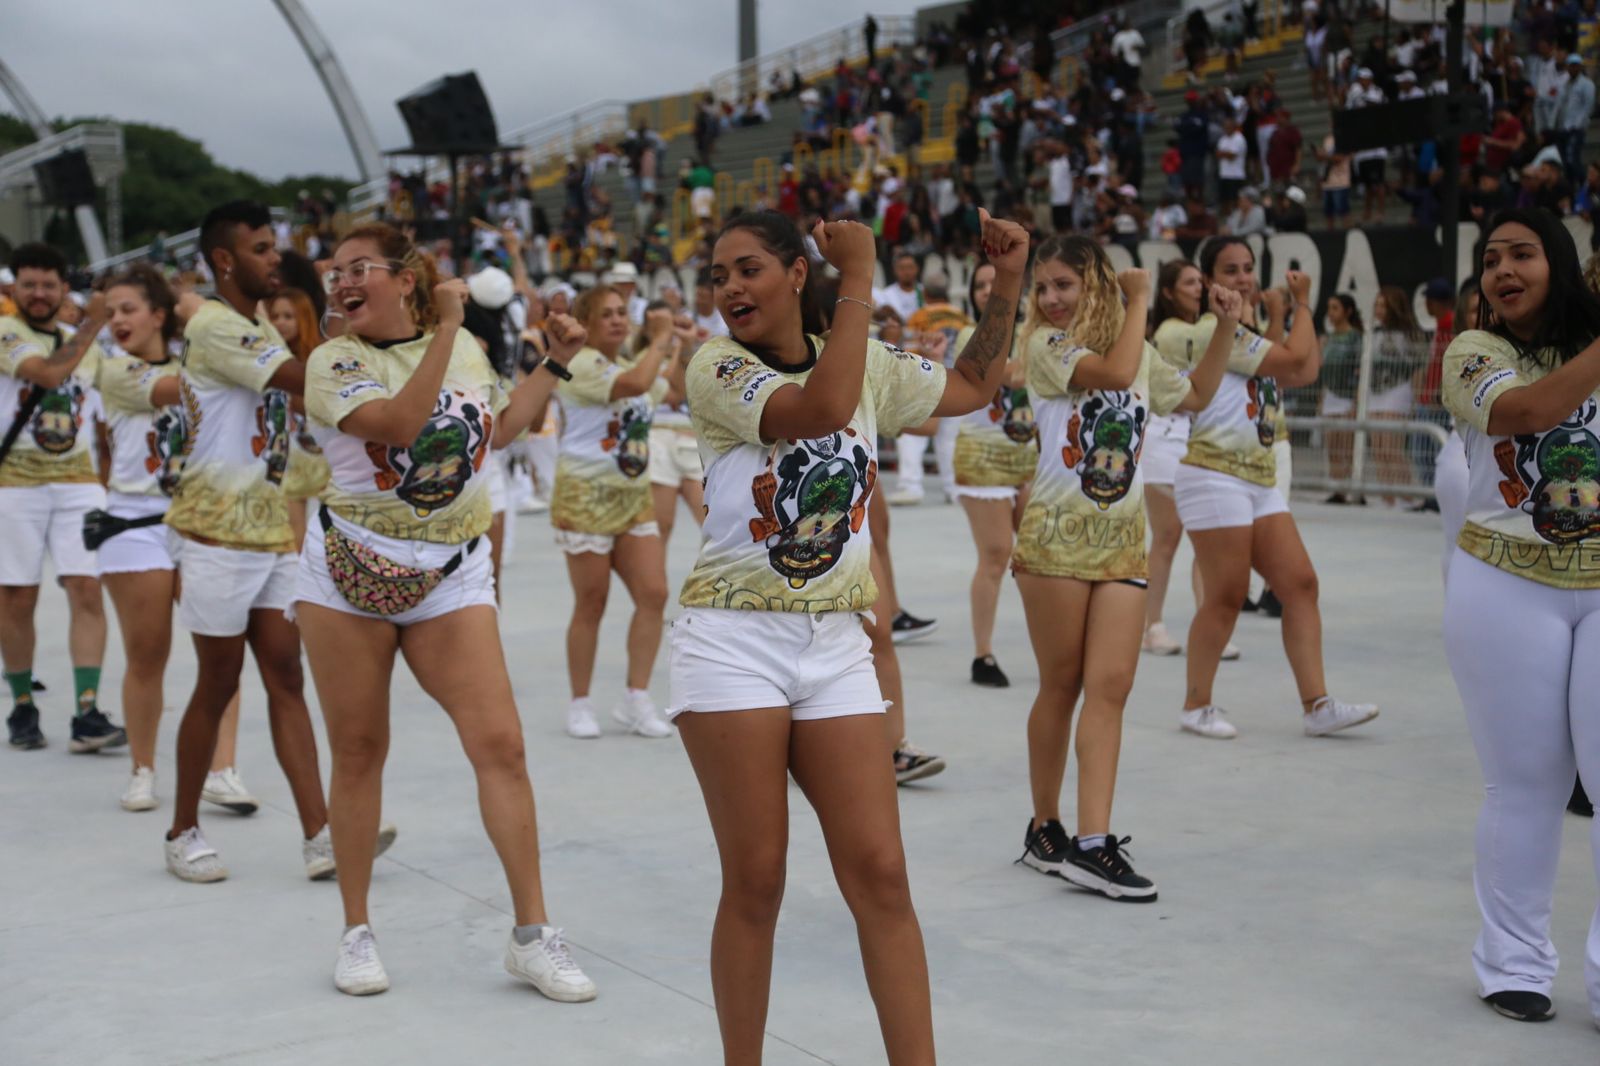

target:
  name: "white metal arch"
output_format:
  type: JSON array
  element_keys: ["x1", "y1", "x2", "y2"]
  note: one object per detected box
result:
[{"x1": 271, "y1": 0, "x2": 384, "y2": 183}]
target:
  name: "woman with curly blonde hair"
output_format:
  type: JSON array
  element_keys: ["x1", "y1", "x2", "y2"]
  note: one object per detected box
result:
[{"x1": 1012, "y1": 235, "x2": 1236, "y2": 901}]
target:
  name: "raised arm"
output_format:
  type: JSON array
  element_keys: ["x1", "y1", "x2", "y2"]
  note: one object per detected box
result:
[
  {"x1": 1069, "y1": 269, "x2": 1152, "y2": 392},
  {"x1": 932, "y1": 210, "x2": 1029, "y2": 416},
  {"x1": 1256, "y1": 270, "x2": 1320, "y2": 387},
  {"x1": 1177, "y1": 285, "x2": 1244, "y2": 412},
  {"x1": 758, "y1": 219, "x2": 879, "y2": 440},
  {"x1": 609, "y1": 308, "x2": 674, "y2": 400},
  {"x1": 336, "y1": 279, "x2": 469, "y2": 447},
  {"x1": 494, "y1": 313, "x2": 586, "y2": 446},
  {"x1": 1485, "y1": 339, "x2": 1600, "y2": 435},
  {"x1": 13, "y1": 292, "x2": 108, "y2": 389}
]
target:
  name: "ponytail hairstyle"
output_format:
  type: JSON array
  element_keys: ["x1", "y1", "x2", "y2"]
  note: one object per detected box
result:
[
  {"x1": 105, "y1": 262, "x2": 179, "y2": 347},
  {"x1": 1329, "y1": 292, "x2": 1363, "y2": 333},
  {"x1": 335, "y1": 222, "x2": 442, "y2": 331},
  {"x1": 1474, "y1": 208, "x2": 1600, "y2": 366},
  {"x1": 1020, "y1": 233, "x2": 1122, "y2": 354},
  {"x1": 269, "y1": 287, "x2": 321, "y2": 360},
  {"x1": 1153, "y1": 258, "x2": 1200, "y2": 326},
  {"x1": 714, "y1": 210, "x2": 826, "y2": 362}
]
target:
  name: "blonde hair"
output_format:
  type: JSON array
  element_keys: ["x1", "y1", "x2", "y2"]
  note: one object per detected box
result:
[
  {"x1": 335, "y1": 223, "x2": 442, "y2": 330},
  {"x1": 1019, "y1": 234, "x2": 1123, "y2": 355},
  {"x1": 573, "y1": 284, "x2": 622, "y2": 331}
]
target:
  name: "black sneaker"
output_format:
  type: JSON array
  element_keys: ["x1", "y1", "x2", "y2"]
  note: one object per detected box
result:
[
  {"x1": 1240, "y1": 595, "x2": 1259, "y2": 613},
  {"x1": 1484, "y1": 989, "x2": 1554, "y2": 1022},
  {"x1": 69, "y1": 707, "x2": 128, "y2": 753},
  {"x1": 7, "y1": 703, "x2": 45, "y2": 750},
  {"x1": 1570, "y1": 777, "x2": 1594, "y2": 818},
  {"x1": 1062, "y1": 835, "x2": 1158, "y2": 902},
  {"x1": 893, "y1": 744, "x2": 946, "y2": 785},
  {"x1": 1017, "y1": 818, "x2": 1074, "y2": 877},
  {"x1": 971, "y1": 655, "x2": 1010, "y2": 688},
  {"x1": 1324, "y1": 492, "x2": 1349, "y2": 505},
  {"x1": 891, "y1": 610, "x2": 938, "y2": 645},
  {"x1": 31, "y1": 678, "x2": 46, "y2": 692},
  {"x1": 1258, "y1": 588, "x2": 1283, "y2": 618}
]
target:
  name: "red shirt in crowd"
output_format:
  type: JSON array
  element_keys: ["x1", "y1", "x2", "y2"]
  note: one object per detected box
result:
[
  {"x1": 1266, "y1": 125, "x2": 1302, "y2": 182},
  {"x1": 1421, "y1": 309, "x2": 1454, "y2": 407},
  {"x1": 1484, "y1": 115, "x2": 1522, "y2": 172}
]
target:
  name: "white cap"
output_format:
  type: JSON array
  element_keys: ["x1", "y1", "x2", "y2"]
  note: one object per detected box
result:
[
  {"x1": 68, "y1": 291, "x2": 87, "y2": 308},
  {"x1": 467, "y1": 267, "x2": 514, "y2": 310},
  {"x1": 1357, "y1": 66, "x2": 1374, "y2": 78},
  {"x1": 607, "y1": 262, "x2": 639, "y2": 284},
  {"x1": 1285, "y1": 185, "x2": 1307, "y2": 204},
  {"x1": 0, "y1": 267, "x2": 12, "y2": 284}
]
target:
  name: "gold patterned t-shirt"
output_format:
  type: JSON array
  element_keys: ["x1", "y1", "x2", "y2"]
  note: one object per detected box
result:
[
  {"x1": 1013, "y1": 330, "x2": 1191, "y2": 581},
  {"x1": 953, "y1": 326, "x2": 1037, "y2": 488},
  {"x1": 95, "y1": 347, "x2": 183, "y2": 498},
  {"x1": 552, "y1": 348, "x2": 667, "y2": 535},
  {"x1": 305, "y1": 331, "x2": 506, "y2": 545},
  {"x1": 1156, "y1": 313, "x2": 1277, "y2": 487},
  {"x1": 679, "y1": 335, "x2": 946, "y2": 613},
  {"x1": 164, "y1": 300, "x2": 295, "y2": 552},
  {"x1": 1443, "y1": 329, "x2": 1600, "y2": 588},
  {"x1": 0, "y1": 316, "x2": 103, "y2": 488}
]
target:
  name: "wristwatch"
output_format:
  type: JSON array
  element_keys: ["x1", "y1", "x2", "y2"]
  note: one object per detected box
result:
[{"x1": 538, "y1": 357, "x2": 573, "y2": 381}]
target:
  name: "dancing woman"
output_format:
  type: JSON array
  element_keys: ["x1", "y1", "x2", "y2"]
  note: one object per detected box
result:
[
  {"x1": 294, "y1": 223, "x2": 596, "y2": 999},
  {"x1": 670, "y1": 208, "x2": 1028, "y2": 1066},
  {"x1": 1012, "y1": 236, "x2": 1234, "y2": 901}
]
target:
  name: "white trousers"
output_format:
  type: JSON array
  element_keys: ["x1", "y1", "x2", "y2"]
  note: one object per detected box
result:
[
  {"x1": 1443, "y1": 550, "x2": 1600, "y2": 1018},
  {"x1": 1434, "y1": 429, "x2": 1469, "y2": 580},
  {"x1": 894, "y1": 419, "x2": 959, "y2": 498}
]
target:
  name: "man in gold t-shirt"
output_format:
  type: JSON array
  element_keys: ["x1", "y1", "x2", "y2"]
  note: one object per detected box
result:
[
  {"x1": 161, "y1": 201, "x2": 334, "y2": 886},
  {"x1": 0, "y1": 242, "x2": 125, "y2": 754}
]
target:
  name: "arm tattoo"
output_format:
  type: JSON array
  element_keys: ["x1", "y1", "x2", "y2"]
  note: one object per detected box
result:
[
  {"x1": 49, "y1": 328, "x2": 99, "y2": 369},
  {"x1": 957, "y1": 295, "x2": 1016, "y2": 379}
]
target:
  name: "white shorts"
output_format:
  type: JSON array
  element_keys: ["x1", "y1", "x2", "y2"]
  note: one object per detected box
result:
[
  {"x1": 1369, "y1": 381, "x2": 1414, "y2": 415},
  {"x1": 96, "y1": 493, "x2": 175, "y2": 575},
  {"x1": 1321, "y1": 390, "x2": 1355, "y2": 417},
  {"x1": 176, "y1": 539, "x2": 298, "y2": 637},
  {"x1": 1173, "y1": 463, "x2": 1288, "y2": 532},
  {"x1": 1272, "y1": 438, "x2": 1293, "y2": 505},
  {"x1": 553, "y1": 522, "x2": 660, "y2": 555},
  {"x1": 667, "y1": 607, "x2": 885, "y2": 721},
  {"x1": 487, "y1": 452, "x2": 508, "y2": 514},
  {"x1": 648, "y1": 427, "x2": 704, "y2": 487},
  {"x1": 1142, "y1": 429, "x2": 1188, "y2": 488},
  {"x1": 291, "y1": 519, "x2": 497, "y2": 626},
  {"x1": 0, "y1": 482, "x2": 105, "y2": 584},
  {"x1": 950, "y1": 484, "x2": 1019, "y2": 501}
]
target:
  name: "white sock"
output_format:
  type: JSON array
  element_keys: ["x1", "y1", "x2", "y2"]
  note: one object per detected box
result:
[{"x1": 1078, "y1": 833, "x2": 1108, "y2": 851}]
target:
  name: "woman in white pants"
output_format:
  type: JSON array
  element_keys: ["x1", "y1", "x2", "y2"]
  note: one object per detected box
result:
[{"x1": 1442, "y1": 209, "x2": 1600, "y2": 1025}]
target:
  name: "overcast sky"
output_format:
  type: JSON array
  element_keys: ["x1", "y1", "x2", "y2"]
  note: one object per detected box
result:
[{"x1": 5, "y1": 1, "x2": 885, "y2": 179}]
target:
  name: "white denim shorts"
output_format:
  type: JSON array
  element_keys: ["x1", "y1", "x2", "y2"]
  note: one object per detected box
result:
[
  {"x1": 291, "y1": 518, "x2": 496, "y2": 627},
  {"x1": 1173, "y1": 463, "x2": 1288, "y2": 532},
  {"x1": 950, "y1": 483, "x2": 1019, "y2": 501},
  {"x1": 667, "y1": 607, "x2": 886, "y2": 722},
  {"x1": 648, "y1": 427, "x2": 704, "y2": 487},
  {"x1": 0, "y1": 482, "x2": 105, "y2": 584},
  {"x1": 96, "y1": 493, "x2": 175, "y2": 575},
  {"x1": 176, "y1": 539, "x2": 298, "y2": 637},
  {"x1": 1141, "y1": 430, "x2": 1187, "y2": 488},
  {"x1": 553, "y1": 521, "x2": 660, "y2": 555}
]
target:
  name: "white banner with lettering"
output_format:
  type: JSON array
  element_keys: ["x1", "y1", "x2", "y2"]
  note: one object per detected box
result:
[{"x1": 1384, "y1": 0, "x2": 1514, "y2": 27}]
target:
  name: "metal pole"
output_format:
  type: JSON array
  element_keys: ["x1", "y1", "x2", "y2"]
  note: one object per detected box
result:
[
  {"x1": 1351, "y1": 331, "x2": 1373, "y2": 498},
  {"x1": 1441, "y1": 0, "x2": 1465, "y2": 284},
  {"x1": 738, "y1": 0, "x2": 758, "y2": 99}
]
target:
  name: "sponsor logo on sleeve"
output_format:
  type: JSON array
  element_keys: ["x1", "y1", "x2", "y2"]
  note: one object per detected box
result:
[
  {"x1": 337, "y1": 381, "x2": 384, "y2": 400},
  {"x1": 253, "y1": 344, "x2": 286, "y2": 368},
  {"x1": 1473, "y1": 368, "x2": 1516, "y2": 408}
]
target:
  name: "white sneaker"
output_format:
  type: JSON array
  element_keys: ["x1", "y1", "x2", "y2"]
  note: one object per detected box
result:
[
  {"x1": 886, "y1": 487, "x2": 923, "y2": 506},
  {"x1": 612, "y1": 690, "x2": 672, "y2": 738},
  {"x1": 1303, "y1": 697, "x2": 1379, "y2": 737},
  {"x1": 566, "y1": 698, "x2": 601, "y2": 739},
  {"x1": 202, "y1": 767, "x2": 259, "y2": 815},
  {"x1": 1180, "y1": 705, "x2": 1239, "y2": 740},
  {"x1": 165, "y1": 826, "x2": 228, "y2": 882},
  {"x1": 517, "y1": 496, "x2": 550, "y2": 514},
  {"x1": 1220, "y1": 642, "x2": 1242, "y2": 661},
  {"x1": 504, "y1": 927, "x2": 598, "y2": 1002},
  {"x1": 121, "y1": 766, "x2": 158, "y2": 812},
  {"x1": 304, "y1": 822, "x2": 399, "y2": 881},
  {"x1": 334, "y1": 924, "x2": 390, "y2": 996},
  {"x1": 1141, "y1": 622, "x2": 1183, "y2": 656}
]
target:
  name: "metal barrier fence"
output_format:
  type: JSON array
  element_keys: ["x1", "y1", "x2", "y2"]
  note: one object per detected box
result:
[{"x1": 1284, "y1": 327, "x2": 1450, "y2": 503}]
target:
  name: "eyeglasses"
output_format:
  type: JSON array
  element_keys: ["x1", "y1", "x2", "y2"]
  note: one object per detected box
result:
[{"x1": 321, "y1": 260, "x2": 396, "y2": 293}]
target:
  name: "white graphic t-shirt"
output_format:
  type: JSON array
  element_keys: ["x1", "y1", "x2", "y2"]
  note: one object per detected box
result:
[
  {"x1": 1013, "y1": 330, "x2": 1191, "y2": 581},
  {"x1": 164, "y1": 300, "x2": 295, "y2": 552},
  {"x1": 1444, "y1": 329, "x2": 1600, "y2": 589},
  {"x1": 1156, "y1": 313, "x2": 1277, "y2": 486},
  {"x1": 552, "y1": 348, "x2": 667, "y2": 535},
  {"x1": 306, "y1": 330, "x2": 507, "y2": 546},
  {"x1": 0, "y1": 316, "x2": 103, "y2": 488},
  {"x1": 95, "y1": 346, "x2": 182, "y2": 499},
  {"x1": 953, "y1": 326, "x2": 1037, "y2": 488},
  {"x1": 680, "y1": 335, "x2": 945, "y2": 613}
]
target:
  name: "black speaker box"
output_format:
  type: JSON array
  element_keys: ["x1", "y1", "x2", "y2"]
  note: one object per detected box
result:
[
  {"x1": 33, "y1": 149, "x2": 96, "y2": 207},
  {"x1": 396, "y1": 72, "x2": 500, "y2": 155}
]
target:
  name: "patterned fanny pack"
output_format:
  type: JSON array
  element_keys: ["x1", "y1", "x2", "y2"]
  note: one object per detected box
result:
[{"x1": 319, "y1": 507, "x2": 478, "y2": 617}]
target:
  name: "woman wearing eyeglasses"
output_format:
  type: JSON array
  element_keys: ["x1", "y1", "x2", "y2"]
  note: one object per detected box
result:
[{"x1": 293, "y1": 224, "x2": 596, "y2": 1001}]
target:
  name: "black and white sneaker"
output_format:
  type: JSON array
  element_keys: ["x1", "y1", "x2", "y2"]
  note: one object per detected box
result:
[
  {"x1": 69, "y1": 707, "x2": 127, "y2": 753},
  {"x1": 1061, "y1": 835, "x2": 1158, "y2": 902},
  {"x1": 1484, "y1": 990, "x2": 1554, "y2": 1022},
  {"x1": 1016, "y1": 818, "x2": 1074, "y2": 877},
  {"x1": 971, "y1": 655, "x2": 1010, "y2": 687},
  {"x1": 891, "y1": 610, "x2": 938, "y2": 644},
  {"x1": 893, "y1": 743, "x2": 946, "y2": 785},
  {"x1": 1570, "y1": 777, "x2": 1594, "y2": 818},
  {"x1": 7, "y1": 703, "x2": 45, "y2": 750}
]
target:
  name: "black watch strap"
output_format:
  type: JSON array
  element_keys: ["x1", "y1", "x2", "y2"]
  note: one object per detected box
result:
[{"x1": 539, "y1": 358, "x2": 573, "y2": 381}]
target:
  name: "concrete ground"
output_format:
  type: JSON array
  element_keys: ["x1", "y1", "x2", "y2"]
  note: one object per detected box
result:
[{"x1": 2, "y1": 497, "x2": 1598, "y2": 1066}]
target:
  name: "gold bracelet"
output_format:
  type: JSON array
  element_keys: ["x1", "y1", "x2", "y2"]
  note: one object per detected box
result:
[{"x1": 835, "y1": 296, "x2": 874, "y2": 312}]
